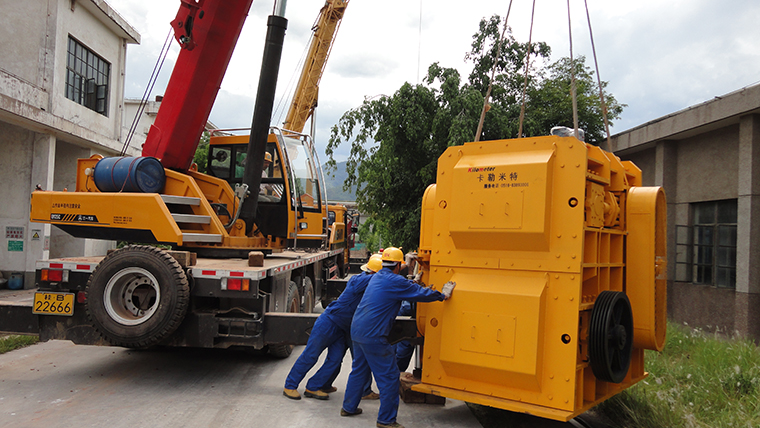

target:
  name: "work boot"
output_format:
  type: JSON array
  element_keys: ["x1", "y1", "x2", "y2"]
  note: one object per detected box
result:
[
  {"x1": 377, "y1": 422, "x2": 404, "y2": 428},
  {"x1": 376, "y1": 422, "x2": 405, "y2": 428},
  {"x1": 320, "y1": 386, "x2": 338, "y2": 393},
  {"x1": 340, "y1": 407, "x2": 363, "y2": 417},
  {"x1": 304, "y1": 389, "x2": 329, "y2": 400},
  {"x1": 362, "y1": 391, "x2": 380, "y2": 400},
  {"x1": 283, "y1": 388, "x2": 301, "y2": 400}
]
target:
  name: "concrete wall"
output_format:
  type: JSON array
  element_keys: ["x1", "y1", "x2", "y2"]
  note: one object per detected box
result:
[
  {"x1": 675, "y1": 126, "x2": 739, "y2": 204},
  {"x1": 0, "y1": 2, "x2": 50, "y2": 86},
  {"x1": 0, "y1": 0, "x2": 139, "y2": 286},
  {"x1": 51, "y1": 0, "x2": 127, "y2": 139},
  {"x1": 612, "y1": 84, "x2": 760, "y2": 341},
  {"x1": 0, "y1": 123, "x2": 36, "y2": 285}
]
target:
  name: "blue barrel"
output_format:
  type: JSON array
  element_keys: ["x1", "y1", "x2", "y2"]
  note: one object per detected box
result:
[
  {"x1": 93, "y1": 156, "x2": 166, "y2": 193},
  {"x1": 8, "y1": 272, "x2": 23, "y2": 290}
]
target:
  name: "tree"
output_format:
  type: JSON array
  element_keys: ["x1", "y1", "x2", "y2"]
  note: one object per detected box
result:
[
  {"x1": 327, "y1": 14, "x2": 624, "y2": 250},
  {"x1": 193, "y1": 131, "x2": 210, "y2": 173},
  {"x1": 527, "y1": 56, "x2": 624, "y2": 145}
]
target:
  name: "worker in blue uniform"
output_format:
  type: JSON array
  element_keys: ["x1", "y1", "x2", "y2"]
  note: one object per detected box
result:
[
  {"x1": 283, "y1": 255, "x2": 382, "y2": 400},
  {"x1": 394, "y1": 300, "x2": 415, "y2": 372},
  {"x1": 340, "y1": 247, "x2": 456, "y2": 428}
]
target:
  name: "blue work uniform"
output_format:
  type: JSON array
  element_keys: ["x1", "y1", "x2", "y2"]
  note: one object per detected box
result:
[
  {"x1": 283, "y1": 271, "x2": 373, "y2": 392},
  {"x1": 342, "y1": 268, "x2": 445, "y2": 425},
  {"x1": 395, "y1": 300, "x2": 415, "y2": 372}
]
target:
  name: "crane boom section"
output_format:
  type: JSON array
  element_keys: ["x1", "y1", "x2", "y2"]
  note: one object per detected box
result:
[
  {"x1": 142, "y1": 0, "x2": 254, "y2": 171},
  {"x1": 282, "y1": 0, "x2": 348, "y2": 133}
]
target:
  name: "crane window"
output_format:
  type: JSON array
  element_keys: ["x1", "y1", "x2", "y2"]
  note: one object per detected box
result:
[
  {"x1": 284, "y1": 136, "x2": 322, "y2": 211},
  {"x1": 260, "y1": 147, "x2": 284, "y2": 203},
  {"x1": 65, "y1": 36, "x2": 110, "y2": 116},
  {"x1": 210, "y1": 147, "x2": 232, "y2": 179}
]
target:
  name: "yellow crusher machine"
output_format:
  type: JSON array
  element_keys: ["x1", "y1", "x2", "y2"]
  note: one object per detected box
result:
[{"x1": 411, "y1": 135, "x2": 667, "y2": 421}]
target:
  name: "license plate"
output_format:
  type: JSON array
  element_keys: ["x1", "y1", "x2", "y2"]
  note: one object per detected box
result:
[{"x1": 33, "y1": 292, "x2": 75, "y2": 316}]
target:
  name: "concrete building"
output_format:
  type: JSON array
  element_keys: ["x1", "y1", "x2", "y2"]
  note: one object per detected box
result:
[
  {"x1": 611, "y1": 83, "x2": 760, "y2": 341},
  {"x1": 123, "y1": 96, "x2": 220, "y2": 157},
  {"x1": 122, "y1": 97, "x2": 162, "y2": 152},
  {"x1": 0, "y1": 0, "x2": 140, "y2": 288}
]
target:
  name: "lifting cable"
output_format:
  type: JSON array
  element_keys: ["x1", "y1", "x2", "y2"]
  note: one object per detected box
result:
[
  {"x1": 517, "y1": 0, "x2": 537, "y2": 138},
  {"x1": 485, "y1": 1, "x2": 611, "y2": 147},
  {"x1": 120, "y1": 28, "x2": 174, "y2": 156},
  {"x1": 584, "y1": 0, "x2": 612, "y2": 151},
  {"x1": 417, "y1": 0, "x2": 423, "y2": 84},
  {"x1": 273, "y1": 30, "x2": 312, "y2": 127},
  {"x1": 474, "y1": 0, "x2": 514, "y2": 142},
  {"x1": 567, "y1": 0, "x2": 580, "y2": 140}
]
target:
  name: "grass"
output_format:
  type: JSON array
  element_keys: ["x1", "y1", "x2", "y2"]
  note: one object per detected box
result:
[
  {"x1": 0, "y1": 335, "x2": 39, "y2": 354},
  {"x1": 595, "y1": 321, "x2": 760, "y2": 427}
]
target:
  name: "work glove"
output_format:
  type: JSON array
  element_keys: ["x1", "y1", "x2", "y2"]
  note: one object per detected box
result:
[
  {"x1": 441, "y1": 281, "x2": 456, "y2": 300},
  {"x1": 414, "y1": 272, "x2": 423, "y2": 283}
]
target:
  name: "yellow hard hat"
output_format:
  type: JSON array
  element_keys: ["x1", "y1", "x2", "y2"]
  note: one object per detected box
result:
[
  {"x1": 381, "y1": 247, "x2": 404, "y2": 263},
  {"x1": 361, "y1": 254, "x2": 383, "y2": 272},
  {"x1": 264, "y1": 152, "x2": 272, "y2": 162}
]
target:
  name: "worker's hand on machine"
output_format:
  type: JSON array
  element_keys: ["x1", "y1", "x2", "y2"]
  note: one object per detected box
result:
[
  {"x1": 442, "y1": 281, "x2": 456, "y2": 300},
  {"x1": 414, "y1": 272, "x2": 424, "y2": 284}
]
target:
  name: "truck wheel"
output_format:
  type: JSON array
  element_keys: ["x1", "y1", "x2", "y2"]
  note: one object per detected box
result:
[
  {"x1": 269, "y1": 281, "x2": 300, "y2": 358},
  {"x1": 86, "y1": 245, "x2": 189, "y2": 348},
  {"x1": 302, "y1": 277, "x2": 314, "y2": 313}
]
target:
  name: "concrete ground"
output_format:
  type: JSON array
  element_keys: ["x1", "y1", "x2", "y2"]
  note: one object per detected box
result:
[{"x1": 0, "y1": 339, "x2": 480, "y2": 428}]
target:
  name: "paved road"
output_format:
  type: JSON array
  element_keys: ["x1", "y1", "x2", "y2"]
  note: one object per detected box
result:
[{"x1": 0, "y1": 340, "x2": 480, "y2": 428}]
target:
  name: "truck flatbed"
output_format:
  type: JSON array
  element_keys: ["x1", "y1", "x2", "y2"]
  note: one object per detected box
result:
[{"x1": 35, "y1": 248, "x2": 345, "y2": 282}]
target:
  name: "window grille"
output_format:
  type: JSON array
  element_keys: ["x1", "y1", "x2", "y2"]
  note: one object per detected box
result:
[
  {"x1": 65, "y1": 36, "x2": 110, "y2": 116},
  {"x1": 691, "y1": 200, "x2": 737, "y2": 288}
]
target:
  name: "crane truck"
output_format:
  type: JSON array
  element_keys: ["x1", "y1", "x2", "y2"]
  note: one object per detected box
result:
[
  {"x1": 27, "y1": 0, "x2": 351, "y2": 356},
  {"x1": 24, "y1": 0, "x2": 667, "y2": 423}
]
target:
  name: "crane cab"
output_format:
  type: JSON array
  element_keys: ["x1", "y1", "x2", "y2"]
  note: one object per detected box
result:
[{"x1": 207, "y1": 128, "x2": 328, "y2": 249}]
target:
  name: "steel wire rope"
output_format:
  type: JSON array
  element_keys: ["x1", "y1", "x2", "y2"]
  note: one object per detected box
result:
[
  {"x1": 584, "y1": 0, "x2": 612, "y2": 151},
  {"x1": 517, "y1": 0, "x2": 537, "y2": 138},
  {"x1": 567, "y1": 0, "x2": 580, "y2": 140},
  {"x1": 273, "y1": 31, "x2": 312, "y2": 129},
  {"x1": 474, "y1": 0, "x2": 514, "y2": 142},
  {"x1": 120, "y1": 28, "x2": 174, "y2": 156},
  {"x1": 417, "y1": 0, "x2": 423, "y2": 84}
]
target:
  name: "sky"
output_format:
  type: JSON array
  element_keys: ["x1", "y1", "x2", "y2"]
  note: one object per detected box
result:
[{"x1": 105, "y1": 0, "x2": 760, "y2": 162}]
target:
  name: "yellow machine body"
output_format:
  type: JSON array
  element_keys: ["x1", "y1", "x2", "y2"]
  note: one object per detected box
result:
[{"x1": 413, "y1": 135, "x2": 667, "y2": 421}]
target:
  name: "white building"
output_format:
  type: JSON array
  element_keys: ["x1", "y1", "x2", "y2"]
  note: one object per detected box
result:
[{"x1": 0, "y1": 0, "x2": 140, "y2": 287}]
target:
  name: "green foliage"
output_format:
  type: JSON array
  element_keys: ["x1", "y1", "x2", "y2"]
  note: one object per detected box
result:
[
  {"x1": 0, "y1": 335, "x2": 38, "y2": 354},
  {"x1": 326, "y1": 14, "x2": 625, "y2": 250},
  {"x1": 595, "y1": 322, "x2": 760, "y2": 427},
  {"x1": 356, "y1": 217, "x2": 384, "y2": 254},
  {"x1": 527, "y1": 57, "x2": 625, "y2": 145},
  {"x1": 193, "y1": 130, "x2": 210, "y2": 173}
]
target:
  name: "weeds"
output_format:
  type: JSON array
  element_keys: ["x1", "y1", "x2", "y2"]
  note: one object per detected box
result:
[
  {"x1": 0, "y1": 335, "x2": 39, "y2": 354},
  {"x1": 595, "y1": 322, "x2": 760, "y2": 427}
]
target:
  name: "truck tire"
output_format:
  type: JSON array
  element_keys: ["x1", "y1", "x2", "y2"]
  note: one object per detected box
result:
[
  {"x1": 301, "y1": 277, "x2": 314, "y2": 313},
  {"x1": 85, "y1": 245, "x2": 189, "y2": 348},
  {"x1": 269, "y1": 281, "x2": 300, "y2": 358}
]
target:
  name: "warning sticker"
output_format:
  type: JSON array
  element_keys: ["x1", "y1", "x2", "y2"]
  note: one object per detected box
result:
[
  {"x1": 5, "y1": 226, "x2": 24, "y2": 240},
  {"x1": 51, "y1": 214, "x2": 99, "y2": 223}
]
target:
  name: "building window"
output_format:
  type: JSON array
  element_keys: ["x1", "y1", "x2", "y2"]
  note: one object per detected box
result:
[
  {"x1": 692, "y1": 200, "x2": 737, "y2": 288},
  {"x1": 65, "y1": 36, "x2": 110, "y2": 116}
]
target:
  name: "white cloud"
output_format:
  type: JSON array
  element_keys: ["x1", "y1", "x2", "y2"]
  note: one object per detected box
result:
[{"x1": 107, "y1": 0, "x2": 760, "y2": 144}]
